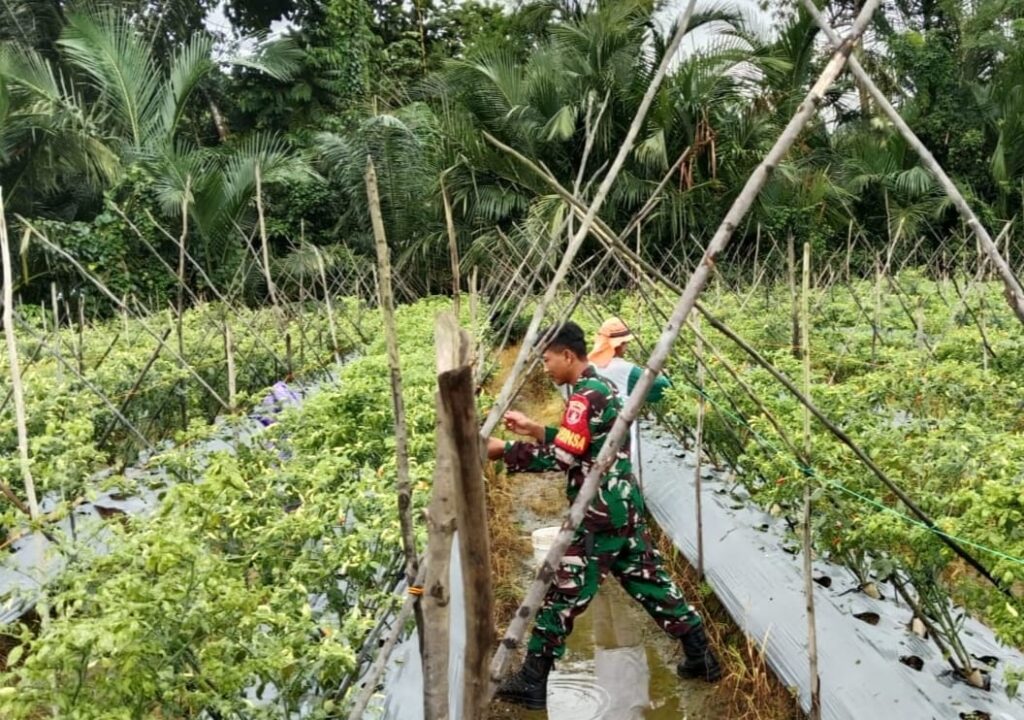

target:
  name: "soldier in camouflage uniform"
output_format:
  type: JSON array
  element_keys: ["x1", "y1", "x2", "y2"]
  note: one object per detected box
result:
[{"x1": 485, "y1": 322, "x2": 721, "y2": 711}]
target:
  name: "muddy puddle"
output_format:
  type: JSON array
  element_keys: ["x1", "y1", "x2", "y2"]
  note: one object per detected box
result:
[{"x1": 489, "y1": 472, "x2": 718, "y2": 720}]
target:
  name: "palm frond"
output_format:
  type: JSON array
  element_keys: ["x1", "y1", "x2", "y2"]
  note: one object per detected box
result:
[
  {"x1": 229, "y1": 35, "x2": 303, "y2": 81},
  {"x1": 59, "y1": 8, "x2": 161, "y2": 147},
  {"x1": 154, "y1": 33, "x2": 215, "y2": 144}
]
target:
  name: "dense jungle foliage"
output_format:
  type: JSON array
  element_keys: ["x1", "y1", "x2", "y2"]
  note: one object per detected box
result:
[{"x1": 3, "y1": 0, "x2": 1024, "y2": 305}]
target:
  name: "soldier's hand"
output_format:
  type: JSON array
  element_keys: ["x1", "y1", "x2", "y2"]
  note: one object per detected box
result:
[{"x1": 503, "y1": 410, "x2": 534, "y2": 436}]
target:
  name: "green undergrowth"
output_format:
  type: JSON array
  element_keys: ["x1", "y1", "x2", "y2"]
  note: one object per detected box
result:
[
  {"x1": 579, "y1": 271, "x2": 1024, "y2": 663},
  {"x1": 0, "y1": 297, "x2": 484, "y2": 719}
]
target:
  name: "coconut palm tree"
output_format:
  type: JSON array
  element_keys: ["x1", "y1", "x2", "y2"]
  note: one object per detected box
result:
[
  {"x1": 419, "y1": 0, "x2": 763, "y2": 273},
  {"x1": 0, "y1": 6, "x2": 306, "y2": 278}
]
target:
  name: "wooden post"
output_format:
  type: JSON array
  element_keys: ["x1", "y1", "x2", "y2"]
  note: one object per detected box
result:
[
  {"x1": 693, "y1": 309, "x2": 706, "y2": 580},
  {"x1": 1, "y1": 190, "x2": 40, "y2": 520},
  {"x1": 801, "y1": 242, "x2": 821, "y2": 719},
  {"x1": 422, "y1": 316, "x2": 460, "y2": 720},
  {"x1": 365, "y1": 156, "x2": 424, "y2": 669},
  {"x1": 436, "y1": 312, "x2": 494, "y2": 719}
]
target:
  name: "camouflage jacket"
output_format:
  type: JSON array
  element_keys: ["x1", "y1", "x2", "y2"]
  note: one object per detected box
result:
[{"x1": 502, "y1": 365, "x2": 644, "y2": 531}]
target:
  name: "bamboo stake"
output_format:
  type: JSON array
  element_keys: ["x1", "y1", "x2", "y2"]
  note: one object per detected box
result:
[
  {"x1": 365, "y1": 156, "x2": 424, "y2": 660},
  {"x1": 479, "y1": 0, "x2": 699, "y2": 439},
  {"x1": 312, "y1": 245, "x2": 343, "y2": 365},
  {"x1": 225, "y1": 320, "x2": 237, "y2": 411},
  {"x1": 1, "y1": 193, "x2": 39, "y2": 520},
  {"x1": 487, "y1": 1, "x2": 881, "y2": 693},
  {"x1": 801, "y1": 0, "x2": 1024, "y2": 327},
  {"x1": 254, "y1": 165, "x2": 281, "y2": 317},
  {"x1": 573, "y1": 89, "x2": 610, "y2": 195},
  {"x1": 23, "y1": 225, "x2": 230, "y2": 411},
  {"x1": 693, "y1": 309, "x2": 706, "y2": 580},
  {"x1": 470, "y1": 266, "x2": 483, "y2": 379},
  {"x1": 788, "y1": 233, "x2": 800, "y2": 359},
  {"x1": 50, "y1": 282, "x2": 62, "y2": 384},
  {"x1": 914, "y1": 297, "x2": 926, "y2": 351},
  {"x1": 77, "y1": 294, "x2": 85, "y2": 374},
  {"x1": 872, "y1": 262, "x2": 881, "y2": 362},
  {"x1": 979, "y1": 287, "x2": 989, "y2": 372},
  {"x1": 845, "y1": 219, "x2": 854, "y2": 283},
  {"x1": 801, "y1": 242, "x2": 821, "y2": 719},
  {"x1": 177, "y1": 187, "x2": 189, "y2": 430},
  {"x1": 441, "y1": 178, "x2": 461, "y2": 316},
  {"x1": 345, "y1": 561, "x2": 429, "y2": 720}
]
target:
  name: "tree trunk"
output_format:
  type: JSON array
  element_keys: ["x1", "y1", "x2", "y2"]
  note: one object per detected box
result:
[{"x1": 207, "y1": 92, "x2": 229, "y2": 142}]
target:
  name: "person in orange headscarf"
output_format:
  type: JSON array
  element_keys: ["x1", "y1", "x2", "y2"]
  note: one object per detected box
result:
[
  {"x1": 589, "y1": 317, "x2": 670, "y2": 404},
  {"x1": 588, "y1": 317, "x2": 671, "y2": 464}
]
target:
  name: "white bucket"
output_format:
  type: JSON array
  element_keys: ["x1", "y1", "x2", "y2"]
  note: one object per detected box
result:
[{"x1": 531, "y1": 525, "x2": 562, "y2": 564}]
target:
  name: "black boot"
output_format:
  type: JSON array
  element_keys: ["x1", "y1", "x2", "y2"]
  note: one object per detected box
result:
[
  {"x1": 677, "y1": 625, "x2": 722, "y2": 682},
  {"x1": 495, "y1": 654, "x2": 554, "y2": 710}
]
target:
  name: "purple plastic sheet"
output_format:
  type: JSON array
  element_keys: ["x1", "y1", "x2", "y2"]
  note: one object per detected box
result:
[{"x1": 255, "y1": 381, "x2": 303, "y2": 426}]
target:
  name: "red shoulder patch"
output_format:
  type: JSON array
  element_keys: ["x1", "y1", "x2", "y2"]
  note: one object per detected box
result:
[{"x1": 554, "y1": 393, "x2": 591, "y2": 455}]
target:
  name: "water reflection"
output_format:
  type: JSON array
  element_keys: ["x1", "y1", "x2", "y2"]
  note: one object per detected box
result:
[
  {"x1": 591, "y1": 587, "x2": 650, "y2": 720},
  {"x1": 530, "y1": 527, "x2": 654, "y2": 720}
]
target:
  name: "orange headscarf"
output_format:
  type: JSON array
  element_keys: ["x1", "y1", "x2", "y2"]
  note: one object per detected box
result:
[{"x1": 588, "y1": 317, "x2": 634, "y2": 368}]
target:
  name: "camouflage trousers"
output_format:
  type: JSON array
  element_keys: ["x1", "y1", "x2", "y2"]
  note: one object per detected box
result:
[{"x1": 527, "y1": 519, "x2": 702, "y2": 658}]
